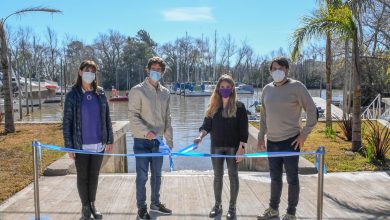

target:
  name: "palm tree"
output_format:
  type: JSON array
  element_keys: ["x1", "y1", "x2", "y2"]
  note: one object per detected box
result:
[
  {"x1": 291, "y1": 0, "x2": 343, "y2": 129},
  {"x1": 0, "y1": 7, "x2": 61, "y2": 133},
  {"x1": 291, "y1": 4, "x2": 362, "y2": 151},
  {"x1": 344, "y1": 0, "x2": 373, "y2": 151}
]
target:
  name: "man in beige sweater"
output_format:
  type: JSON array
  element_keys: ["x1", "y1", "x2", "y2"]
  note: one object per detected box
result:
[
  {"x1": 128, "y1": 56, "x2": 173, "y2": 220},
  {"x1": 257, "y1": 57, "x2": 317, "y2": 220}
]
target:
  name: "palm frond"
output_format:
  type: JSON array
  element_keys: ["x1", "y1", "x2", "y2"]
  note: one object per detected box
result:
[
  {"x1": 291, "y1": 8, "x2": 329, "y2": 61},
  {"x1": 4, "y1": 7, "x2": 62, "y2": 23},
  {"x1": 290, "y1": 5, "x2": 357, "y2": 62}
]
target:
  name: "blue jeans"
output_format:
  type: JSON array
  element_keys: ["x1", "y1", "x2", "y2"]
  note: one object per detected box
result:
[
  {"x1": 267, "y1": 135, "x2": 300, "y2": 215},
  {"x1": 133, "y1": 138, "x2": 163, "y2": 209}
]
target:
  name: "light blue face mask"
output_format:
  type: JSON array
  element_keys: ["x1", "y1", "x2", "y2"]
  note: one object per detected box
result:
[{"x1": 150, "y1": 70, "x2": 162, "y2": 81}]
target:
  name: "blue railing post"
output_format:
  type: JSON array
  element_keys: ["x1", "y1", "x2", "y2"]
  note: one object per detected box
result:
[
  {"x1": 32, "y1": 140, "x2": 41, "y2": 220},
  {"x1": 317, "y1": 146, "x2": 325, "y2": 220}
]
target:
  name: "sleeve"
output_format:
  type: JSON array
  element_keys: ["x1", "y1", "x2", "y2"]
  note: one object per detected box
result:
[
  {"x1": 258, "y1": 89, "x2": 267, "y2": 140},
  {"x1": 164, "y1": 94, "x2": 173, "y2": 147},
  {"x1": 238, "y1": 103, "x2": 249, "y2": 143},
  {"x1": 106, "y1": 97, "x2": 114, "y2": 144},
  {"x1": 199, "y1": 116, "x2": 212, "y2": 134},
  {"x1": 297, "y1": 83, "x2": 318, "y2": 139},
  {"x1": 128, "y1": 88, "x2": 150, "y2": 137},
  {"x1": 62, "y1": 92, "x2": 74, "y2": 148}
]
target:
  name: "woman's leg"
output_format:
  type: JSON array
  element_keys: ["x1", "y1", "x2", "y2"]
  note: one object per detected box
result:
[
  {"x1": 211, "y1": 147, "x2": 225, "y2": 206},
  {"x1": 75, "y1": 153, "x2": 91, "y2": 206},
  {"x1": 225, "y1": 148, "x2": 239, "y2": 210},
  {"x1": 88, "y1": 153, "x2": 104, "y2": 203}
]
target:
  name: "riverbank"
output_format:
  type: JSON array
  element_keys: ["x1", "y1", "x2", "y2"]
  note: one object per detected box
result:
[
  {"x1": 250, "y1": 121, "x2": 390, "y2": 172},
  {"x1": 0, "y1": 123, "x2": 64, "y2": 203}
]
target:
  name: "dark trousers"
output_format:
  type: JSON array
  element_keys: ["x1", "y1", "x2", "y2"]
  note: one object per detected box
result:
[
  {"x1": 133, "y1": 138, "x2": 163, "y2": 209},
  {"x1": 75, "y1": 152, "x2": 104, "y2": 206},
  {"x1": 267, "y1": 135, "x2": 300, "y2": 215},
  {"x1": 211, "y1": 147, "x2": 239, "y2": 210}
]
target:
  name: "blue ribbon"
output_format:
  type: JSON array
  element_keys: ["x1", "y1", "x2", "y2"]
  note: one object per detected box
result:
[
  {"x1": 33, "y1": 141, "x2": 327, "y2": 173},
  {"x1": 155, "y1": 136, "x2": 174, "y2": 172},
  {"x1": 177, "y1": 143, "x2": 197, "y2": 153},
  {"x1": 315, "y1": 148, "x2": 327, "y2": 174}
]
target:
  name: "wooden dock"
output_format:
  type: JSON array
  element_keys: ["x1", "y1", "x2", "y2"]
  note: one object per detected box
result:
[
  {"x1": 312, "y1": 97, "x2": 344, "y2": 119},
  {"x1": 0, "y1": 171, "x2": 389, "y2": 219}
]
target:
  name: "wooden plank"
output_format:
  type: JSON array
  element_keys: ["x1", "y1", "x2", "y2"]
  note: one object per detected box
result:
[{"x1": 1, "y1": 172, "x2": 389, "y2": 220}]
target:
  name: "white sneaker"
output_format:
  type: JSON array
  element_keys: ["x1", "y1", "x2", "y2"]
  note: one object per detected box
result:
[
  {"x1": 257, "y1": 207, "x2": 279, "y2": 219},
  {"x1": 282, "y1": 213, "x2": 296, "y2": 220}
]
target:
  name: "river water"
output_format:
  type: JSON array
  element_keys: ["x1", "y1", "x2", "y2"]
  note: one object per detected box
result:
[{"x1": 2, "y1": 89, "x2": 343, "y2": 172}]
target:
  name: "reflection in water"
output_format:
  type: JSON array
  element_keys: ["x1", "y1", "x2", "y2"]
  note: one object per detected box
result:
[{"x1": 15, "y1": 89, "x2": 343, "y2": 172}]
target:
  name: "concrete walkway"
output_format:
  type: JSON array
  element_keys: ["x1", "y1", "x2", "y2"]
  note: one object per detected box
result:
[{"x1": 0, "y1": 171, "x2": 389, "y2": 220}]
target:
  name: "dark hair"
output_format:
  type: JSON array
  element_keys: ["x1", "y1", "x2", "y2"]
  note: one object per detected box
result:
[
  {"x1": 146, "y1": 56, "x2": 166, "y2": 73},
  {"x1": 75, "y1": 60, "x2": 99, "y2": 91},
  {"x1": 270, "y1": 57, "x2": 289, "y2": 70}
]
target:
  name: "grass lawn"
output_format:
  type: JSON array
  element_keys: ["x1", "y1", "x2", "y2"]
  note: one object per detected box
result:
[
  {"x1": 250, "y1": 121, "x2": 390, "y2": 172},
  {"x1": 0, "y1": 124, "x2": 64, "y2": 203}
]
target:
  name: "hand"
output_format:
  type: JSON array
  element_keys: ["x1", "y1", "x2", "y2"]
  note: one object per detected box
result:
[
  {"x1": 106, "y1": 144, "x2": 113, "y2": 152},
  {"x1": 146, "y1": 131, "x2": 156, "y2": 140},
  {"x1": 193, "y1": 137, "x2": 202, "y2": 149},
  {"x1": 291, "y1": 135, "x2": 306, "y2": 150},
  {"x1": 68, "y1": 152, "x2": 75, "y2": 160},
  {"x1": 257, "y1": 138, "x2": 266, "y2": 152},
  {"x1": 236, "y1": 147, "x2": 245, "y2": 163}
]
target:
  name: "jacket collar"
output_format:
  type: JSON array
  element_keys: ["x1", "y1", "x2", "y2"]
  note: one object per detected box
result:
[
  {"x1": 144, "y1": 77, "x2": 162, "y2": 92},
  {"x1": 73, "y1": 85, "x2": 104, "y2": 97}
]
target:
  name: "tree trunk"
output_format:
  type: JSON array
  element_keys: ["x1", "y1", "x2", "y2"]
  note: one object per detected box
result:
[
  {"x1": 351, "y1": 32, "x2": 362, "y2": 152},
  {"x1": 15, "y1": 50, "x2": 23, "y2": 120},
  {"x1": 29, "y1": 62, "x2": 34, "y2": 112},
  {"x1": 325, "y1": 32, "x2": 332, "y2": 128},
  {"x1": 24, "y1": 68, "x2": 29, "y2": 115},
  {"x1": 343, "y1": 39, "x2": 351, "y2": 117},
  {"x1": 0, "y1": 22, "x2": 15, "y2": 133}
]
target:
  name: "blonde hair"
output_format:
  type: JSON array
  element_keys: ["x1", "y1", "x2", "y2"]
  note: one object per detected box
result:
[{"x1": 206, "y1": 74, "x2": 237, "y2": 118}]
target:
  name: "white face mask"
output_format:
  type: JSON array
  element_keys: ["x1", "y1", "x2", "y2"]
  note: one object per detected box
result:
[
  {"x1": 82, "y1": 72, "x2": 95, "y2": 84},
  {"x1": 271, "y1": 70, "x2": 286, "y2": 83}
]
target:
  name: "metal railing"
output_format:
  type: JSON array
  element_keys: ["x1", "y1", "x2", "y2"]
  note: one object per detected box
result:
[
  {"x1": 361, "y1": 94, "x2": 381, "y2": 119},
  {"x1": 30, "y1": 141, "x2": 326, "y2": 220}
]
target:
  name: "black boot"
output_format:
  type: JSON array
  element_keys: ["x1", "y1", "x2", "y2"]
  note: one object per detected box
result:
[
  {"x1": 209, "y1": 204, "x2": 222, "y2": 218},
  {"x1": 80, "y1": 205, "x2": 92, "y2": 220},
  {"x1": 90, "y1": 202, "x2": 103, "y2": 219},
  {"x1": 226, "y1": 207, "x2": 236, "y2": 220}
]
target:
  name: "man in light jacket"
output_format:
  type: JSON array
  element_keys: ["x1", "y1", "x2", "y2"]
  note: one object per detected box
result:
[{"x1": 128, "y1": 56, "x2": 173, "y2": 220}]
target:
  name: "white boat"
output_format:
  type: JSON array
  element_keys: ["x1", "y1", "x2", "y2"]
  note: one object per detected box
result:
[
  {"x1": 169, "y1": 83, "x2": 180, "y2": 94},
  {"x1": 182, "y1": 84, "x2": 212, "y2": 97},
  {"x1": 235, "y1": 84, "x2": 254, "y2": 94},
  {"x1": 182, "y1": 89, "x2": 212, "y2": 97},
  {"x1": 202, "y1": 81, "x2": 216, "y2": 93}
]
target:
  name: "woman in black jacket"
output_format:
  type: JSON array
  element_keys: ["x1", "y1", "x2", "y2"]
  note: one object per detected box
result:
[
  {"x1": 63, "y1": 60, "x2": 113, "y2": 220},
  {"x1": 194, "y1": 74, "x2": 249, "y2": 220}
]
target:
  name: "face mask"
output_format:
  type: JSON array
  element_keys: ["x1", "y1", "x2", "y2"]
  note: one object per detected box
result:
[
  {"x1": 271, "y1": 70, "x2": 286, "y2": 83},
  {"x1": 150, "y1": 70, "x2": 162, "y2": 81},
  {"x1": 219, "y1": 88, "x2": 233, "y2": 98},
  {"x1": 82, "y1": 72, "x2": 95, "y2": 84}
]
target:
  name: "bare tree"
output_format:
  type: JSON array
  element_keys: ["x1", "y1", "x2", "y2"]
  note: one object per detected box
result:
[
  {"x1": 94, "y1": 30, "x2": 126, "y2": 89},
  {"x1": 0, "y1": 7, "x2": 61, "y2": 133}
]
